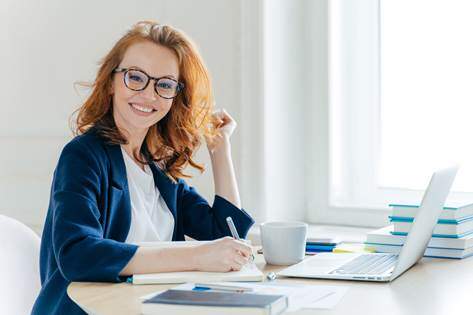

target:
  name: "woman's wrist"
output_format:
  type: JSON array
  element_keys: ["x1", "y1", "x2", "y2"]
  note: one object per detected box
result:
[
  {"x1": 209, "y1": 135, "x2": 231, "y2": 158},
  {"x1": 187, "y1": 245, "x2": 202, "y2": 271}
]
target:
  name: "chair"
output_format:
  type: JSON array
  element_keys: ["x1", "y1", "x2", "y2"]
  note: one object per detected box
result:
[{"x1": 0, "y1": 215, "x2": 41, "y2": 315}]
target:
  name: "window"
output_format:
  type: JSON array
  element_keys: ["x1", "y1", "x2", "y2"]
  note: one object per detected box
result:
[
  {"x1": 329, "y1": 0, "x2": 473, "y2": 224},
  {"x1": 380, "y1": 0, "x2": 473, "y2": 195}
]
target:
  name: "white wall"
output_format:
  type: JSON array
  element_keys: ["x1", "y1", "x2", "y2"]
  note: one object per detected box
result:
[
  {"x1": 1, "y1": 0, "x2": 337, "y2": 234},
  {"x1": 0, "y1": 0, "x2": 254, "y2": 234},
  {"x1": 262, "y1": 0, "x2": 330, "y2": 222}
]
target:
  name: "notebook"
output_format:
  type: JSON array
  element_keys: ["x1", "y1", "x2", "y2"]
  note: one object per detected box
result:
[
  {"x1": 132, "y1": 262, "x2": 264, "y2": 285},
  {"x1": 142, "y1": 289, "x2": 288, "y2": 315},
  {"x1": 130, "y1": 241, "x2": 264, "y2": 285}
]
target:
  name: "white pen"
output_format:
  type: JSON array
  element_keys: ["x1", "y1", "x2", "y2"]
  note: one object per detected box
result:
[
  {"x1": 226, "y1": 216, "x2": 255, "y2": 261},
  {"x1": 226, "y1": 216, "x2": 241, "y2": 240}
]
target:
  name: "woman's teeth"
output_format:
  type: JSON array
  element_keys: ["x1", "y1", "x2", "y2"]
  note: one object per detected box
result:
[{"x1": 130, "y1": 103, "x2": 155, "y2": 113}]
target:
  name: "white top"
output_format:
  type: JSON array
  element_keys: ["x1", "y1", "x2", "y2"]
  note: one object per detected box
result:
[{"x1": 121, "y1": 146, "x2": 175, "y2": 244}]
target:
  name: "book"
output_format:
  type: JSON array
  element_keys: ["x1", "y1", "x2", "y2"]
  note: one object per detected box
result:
[
  {"x1": 390, "y1": 202, "x2": 473, "y2": 221},
  {"x1": 389, "y1": 215, "x2": 473, "y2": 225},
  {"x1": 132, "y1": 262, "x2": 265, "y2": 285},
  {"x1": 305, "y1": 244, "x2": 335, "y2": 252},
  {"x1": 332, "y1": 243, "x2": 375, "y2": 254},
  {"x1": 366, "y1": 243, "x2": 473, "y2": 259},
  {"x1": 306, "y1": 237, "x2": 341, "y2": 246},
  {"x1": 390, "y1": 216, "x2": 473, "y2": 237},
  {"x1": 366, "y1": 226, "x2": 473, "y2": 249},
  {"x1": 141, "y1": 289, "x2": 288, "y2": 315}
]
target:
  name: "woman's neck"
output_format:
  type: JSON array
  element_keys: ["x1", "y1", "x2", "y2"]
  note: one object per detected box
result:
[{"x1": 122, "y1": 129, "x2": 148, "y2": 171}]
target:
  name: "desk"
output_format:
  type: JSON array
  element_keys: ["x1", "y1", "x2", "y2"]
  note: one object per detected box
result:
[{"x1": 68, "y1": 253, "x2": 473, "y2": 315}]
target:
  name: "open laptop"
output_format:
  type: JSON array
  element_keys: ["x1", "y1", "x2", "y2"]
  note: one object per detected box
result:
[{"x1": 278, "y1": 166, "x2": 458, "y2": 282}]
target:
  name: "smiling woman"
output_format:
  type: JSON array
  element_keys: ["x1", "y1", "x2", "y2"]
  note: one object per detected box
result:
[
  {"x1": 31, "y1": 21, "x2": 254, "y2": 315},
  {"x1": 75, "y1": 22, "x2": 214, "y2": 179}
]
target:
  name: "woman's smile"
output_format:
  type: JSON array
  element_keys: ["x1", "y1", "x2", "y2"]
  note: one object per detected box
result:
[{"x1": 129, "y1": 102, "x2": 157, "y2": 117}]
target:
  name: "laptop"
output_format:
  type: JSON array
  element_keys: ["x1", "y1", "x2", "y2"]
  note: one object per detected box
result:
[{"x1": 278, "y1": 166, "x2": 458, "y2": 282}]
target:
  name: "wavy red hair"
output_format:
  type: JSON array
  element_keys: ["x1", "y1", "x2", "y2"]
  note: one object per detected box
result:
[{"x1": 73, "y1": 21, "x2": 215, "y2": 181}]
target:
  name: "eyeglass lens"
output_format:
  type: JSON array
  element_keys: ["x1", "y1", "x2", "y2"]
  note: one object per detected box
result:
[{"x1": 124, "y1": 69, "x2": 180, "y2": 99}]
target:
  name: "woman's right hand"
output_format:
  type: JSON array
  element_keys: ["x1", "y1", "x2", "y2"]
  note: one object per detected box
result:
[{"x1": 191, "y1": 237, "x2": 253, "y2": 272}]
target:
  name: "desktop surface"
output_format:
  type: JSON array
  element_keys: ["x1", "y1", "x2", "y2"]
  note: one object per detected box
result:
[{"x1": 68, "y1": 251, "x2": 473, "y2": 315}]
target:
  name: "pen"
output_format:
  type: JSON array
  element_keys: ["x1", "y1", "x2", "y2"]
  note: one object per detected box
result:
[
  {"x1": 193, "y1": 283, "x2": 253, "y2": 293},
  {"x1": 226, "y1": 216, "x2": 241, "y2": 240},
  {"x1": 226, "y1": 216, "x2": 255, "y2": 262}
]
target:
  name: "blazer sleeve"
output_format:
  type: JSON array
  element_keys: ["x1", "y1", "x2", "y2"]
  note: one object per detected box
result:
[
  {"x1": 51, "y1": 140, "x2": 138, "y2": 282},
  {"x1": 179, "y1": 179, "x2": 255, "y2": 241}
]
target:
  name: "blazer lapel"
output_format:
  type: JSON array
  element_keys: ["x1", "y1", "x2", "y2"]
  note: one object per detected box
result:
[
  {"x1": 104, "y1": 144, "x2": 132, "y2": 241},
  {"x1": 104, "y1": 144, "x2": 128, "y2": 190}
]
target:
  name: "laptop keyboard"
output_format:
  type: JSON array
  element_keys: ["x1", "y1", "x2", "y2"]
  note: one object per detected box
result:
[{"x1": 330, "y1": 254, "x2": 398, "y2": 275}]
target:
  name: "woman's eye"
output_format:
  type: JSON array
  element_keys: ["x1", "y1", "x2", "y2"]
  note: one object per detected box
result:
[
  {"x1": 157, "y1": 81, "x2": 175, "y2": 90},
  {"x1": 129, "y1": 75, "x2": 144, "y2": 82}
]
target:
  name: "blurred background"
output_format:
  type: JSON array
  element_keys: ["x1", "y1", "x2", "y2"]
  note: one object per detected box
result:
[{"x1": 1, "y1": 0, "x2": 473, "y2": 235}]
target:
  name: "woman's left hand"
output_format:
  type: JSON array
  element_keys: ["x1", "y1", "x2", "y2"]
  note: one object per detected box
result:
[{"x1": 205, "y1": 108, "x2": 236, "y2": 153}]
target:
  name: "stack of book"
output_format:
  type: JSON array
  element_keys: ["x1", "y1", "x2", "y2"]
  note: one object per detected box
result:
[
  {"x1": 305, "y1": 237, "x2": 340, "y2": 255},
  {"x1": 365, "y1": 202, "x2": 473, "y2": 259},
  {"x1": 305, "y1": 238, "x2": 375, "y2": 255}
]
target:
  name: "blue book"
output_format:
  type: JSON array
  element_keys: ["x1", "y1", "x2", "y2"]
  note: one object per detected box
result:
[
  {"x1": 389, "y1": 215, "x2": 473, "y2": 237},
  {"x1": 390, "y1": 202, "x2": 473, "y2": 221},
  {"x1": 305, "y1": 244, "x2": 335, "y2": 252},
  {"x1": 389, "y1": 215, "x2": 473, "y2": 225},
  {"x1": 366, "y1": 243, "x2": 473, "y2": 259},
  {"x1": 306, "y1": 237, "x2": 340, "y2": 246},
  {"x1": 367, "y1": 226, "x2": 473, "y2": 248}
]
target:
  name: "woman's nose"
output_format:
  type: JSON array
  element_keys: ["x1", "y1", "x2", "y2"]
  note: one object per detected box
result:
[{"x1": 141, "y1": 81, "x2": 158, "y2": 100}]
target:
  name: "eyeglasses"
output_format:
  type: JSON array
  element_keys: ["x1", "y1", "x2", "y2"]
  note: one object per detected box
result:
[{"x1": 113, "y1": 67, "x2": 184, "y2": 99}]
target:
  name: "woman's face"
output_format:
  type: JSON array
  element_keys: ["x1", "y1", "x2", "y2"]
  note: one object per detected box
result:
[{"x1": 111, "y1": 41, "x2": 179, "y2": 137}]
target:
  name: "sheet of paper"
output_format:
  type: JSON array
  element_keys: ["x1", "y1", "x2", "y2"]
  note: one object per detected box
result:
[
  {"x1": 240, "y1": 282, "x2": 349, "y2": 311},
  {"x1": 304, "y1": 285, "x2": 349, "y2": 309}
]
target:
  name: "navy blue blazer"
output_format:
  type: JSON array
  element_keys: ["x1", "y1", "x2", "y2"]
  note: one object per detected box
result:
[{"x1": 31, "y1": 128, "x2": 254, "y2": 315}]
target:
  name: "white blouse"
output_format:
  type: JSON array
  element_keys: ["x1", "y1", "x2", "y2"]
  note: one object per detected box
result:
[{"x1": 121, "y1": 146, "x2": 175, "y2": 244}]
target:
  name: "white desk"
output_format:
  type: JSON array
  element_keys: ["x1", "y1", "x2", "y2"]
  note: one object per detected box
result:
[{"x1": 68, "y1": 252, "x2": 473, "y2": 315}]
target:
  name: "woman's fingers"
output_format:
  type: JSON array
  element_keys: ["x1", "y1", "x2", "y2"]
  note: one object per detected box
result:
[
  {"x1": 232, "y1": 256, "x2": 247, "y2": 270},
  {"x1": 232, "y1": 241, "x2": 252, "y2": 258},
  {"x1": 213, "y1": 108, "x2": 234, "y2": 127}
]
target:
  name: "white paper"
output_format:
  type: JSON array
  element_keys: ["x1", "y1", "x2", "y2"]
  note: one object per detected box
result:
[{"x1": 304, "y1": 285, "x2": 349, "y2": 309}]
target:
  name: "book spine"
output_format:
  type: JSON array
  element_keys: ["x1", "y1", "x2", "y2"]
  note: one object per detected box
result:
[
  {"x1": 305, "y1": 244, "x2": 336, "y2": 251},
  {"x1": 391, "y1": 206, "x2": 473, "y2": 220},
  {"x1": 366, "y1": 234, "x2": 467, "y2": 249},
  {"x1": 392, "y1": 220, "x2": 473, "y2": 235},
  {"x1": 366, "y1": 243, "x2": 465, "y2": 259}
]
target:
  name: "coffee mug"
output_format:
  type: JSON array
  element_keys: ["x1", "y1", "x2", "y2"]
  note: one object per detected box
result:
[{"x1": 260, "y1": 221, "x2": 308, "y2": 265}]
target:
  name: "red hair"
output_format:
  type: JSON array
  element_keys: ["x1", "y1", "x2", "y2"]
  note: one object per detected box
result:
[{"x1": 73, "y1": 21, "x2": 215, "y2": 181}]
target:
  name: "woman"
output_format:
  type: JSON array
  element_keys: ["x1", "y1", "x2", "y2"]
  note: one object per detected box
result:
[{"x1": 32, "y1": 21, "x2": 254, "y2": 315}]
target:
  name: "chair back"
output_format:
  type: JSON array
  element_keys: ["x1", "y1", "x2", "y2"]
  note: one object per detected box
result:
[{"x1": 0, "y1": 215, "x2": 41, "y2": 315}]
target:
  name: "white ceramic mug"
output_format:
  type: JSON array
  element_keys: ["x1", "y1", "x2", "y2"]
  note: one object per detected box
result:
[{"x1": 260, "y1": 221, "x2": 308, "y2": 265}]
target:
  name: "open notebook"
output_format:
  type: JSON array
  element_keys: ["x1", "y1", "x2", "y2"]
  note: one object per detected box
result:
[{"x1": 130, "y1": 241, "x2": 264, "y2": 285}]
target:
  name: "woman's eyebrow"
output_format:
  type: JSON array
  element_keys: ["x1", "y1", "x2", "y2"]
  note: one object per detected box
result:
[
  {"x1": 127, "y1": 65, "x2": 178, "y2": 80},
  {"x1": 160, "y1": 74, "x2": 177, "y2": 80}
]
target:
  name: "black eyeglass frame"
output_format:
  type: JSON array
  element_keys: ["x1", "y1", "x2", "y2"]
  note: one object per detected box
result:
[{"x1": 113, "y1": 67, "x2": 184, "y2": 99}]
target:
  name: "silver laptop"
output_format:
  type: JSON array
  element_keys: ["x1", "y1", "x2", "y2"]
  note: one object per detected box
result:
[{"x1": 278, "y1": 166, "x2": 458, "y2": 282}]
